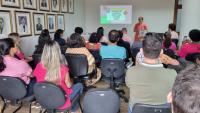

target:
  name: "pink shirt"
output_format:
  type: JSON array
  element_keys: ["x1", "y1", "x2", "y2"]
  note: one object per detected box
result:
[
  {"x1": 178, "y1": 43, "x2": 200, "y2": 58},
  {"x1": 162, "y1": 42, "x2": 177, "y2": 52},
  {"x1": 33, "y1": 63, "x2": 73, "y2": 109},
  {"x1": 134, "y1": 23, "x2": 148, "y2": 41},
  {"x1": 0, "y1": 56, "x2": 32, "y2": 84}
]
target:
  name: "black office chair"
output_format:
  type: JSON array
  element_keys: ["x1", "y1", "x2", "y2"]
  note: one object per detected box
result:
[
  {"x1": 101, "y1": 58, "x2": 128, "y2": 102},
  {"x1": 89, "y1": 49, "x2": 102, "y2": 67},
  {"x1": 83, "y1": 88, "x2": 120, "y2": 113},
  {"x1": 32, "y1": 54, "x2": 42, "y2": 69},
  {"x1": 65, "y1": 53, "x2": 97, "y2": 89},
  {"x1": 132, "y1": 103, "x2": 171, "y2": 113},
  {"x1": 0, "y1": 76, "x2": 35, "y2": 113},
  {"x1": 33, "y1": 82, "x2": 82, "y2": 113}
]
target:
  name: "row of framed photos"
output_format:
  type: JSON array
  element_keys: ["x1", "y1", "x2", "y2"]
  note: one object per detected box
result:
[
  {"x1": 0, "y1": 10, "x2": 65, "y2": 37},
  {"x1": 0, "y1": 0, "x2": 74, "y2": 13}
]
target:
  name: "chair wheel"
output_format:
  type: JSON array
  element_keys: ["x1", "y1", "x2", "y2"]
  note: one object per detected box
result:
[{"x1": 124, "y1": 98, "x2": 129, "y2": 103}]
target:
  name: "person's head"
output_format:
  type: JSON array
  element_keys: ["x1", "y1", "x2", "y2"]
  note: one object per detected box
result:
[
  {"x1": 74, "y1": 27, "x2": 83, "y2": 35},
  {"x1": 54, "y1": 29, "x2": 64, "y2": 40},
  {"x1": 0, "y1": 17, "x2": 4, "y2": 29},
  {"x1": 38, "y1": 29, "x2": 50, "y2": 47},
  {"x1": 168, "y1": 23, "x2": 176, "y2": 31},
  {"x1": 53, "y1": 0, "x2": 57, "y2": 7},
  {"x1": 108, "y1": 30, "x2": 120, "y2": 44},
  {"x1": 89, "y1": 32, "x2": 99, "y2": 43},
  {"x1": 8, "y1": 33, "x2": 21, "y2": 48},
  {"x1": 138, "y1": 16, "x2": 144, "y2": 23},
  {"x1": 122, "y1": 28, "x2": 127, "y2": 34},
  {"x1": 37, "y1": 18, "x2": 41, "y2": 24},
  {"x1": 189, "y1": 29, "x2": 200, "y2": 42},
  {"x1": 142, "y1": 33, "x2": 162, "y2": 59},
  {"x1": 21, "y1": 17, "x2": 26, "y2": 25},
  {"x1": 97, "y1": 27, "x2": 104, "y2": 36},
  {"x1": 163, "y1": 31, "x2": 172, "y2": 48},
  {"x1": 41, "y1": 40, "x2": 63, "y2": 84},
  {"x1": 172, "y1": 64, "x2": 200, "y2": 113},
  {"x1": 118, "y1": 30, "x2": 123, "y2": 39},
  {"x1": 67, "y1": 33, "x2": 85, "y2": 48},
  {"x1": 0, "y1": 38, "x2": 18, "y2": 72}
]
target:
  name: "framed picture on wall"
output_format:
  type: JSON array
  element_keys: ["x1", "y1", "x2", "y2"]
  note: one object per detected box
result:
[
  {"x1": 47, "y1": 14, "x2": 56, "y2": 33},
  {"x1": 51, "y1": 0, "x2": 60, "y2": 12},
  {"x1": 33, "y1": 13, "x2": 45, "y2": 35},
  {"x1": 61, "y1": 0, "x2": 68, "y2": 13},
  {"x1": 1, "y1": 0, "x2": 20, "y2": 8},
  {"x1": 23, "y1": 0, "x2": 37, "y2": 10},
  {"x1": 68, "y1": 0, "x2": 74, "y2": 13},
  {"x1": 0, "y1": 10, "x2": 12, "y2": 37},
  {"x1": 57, "y1": 14, "x2": 65, "y2": 30},
  {"x1": 39, "y1": 0, "x2": 50, "y2": 11},
  {"x1": 15, "y1": 11, "x2": 32, "y2": 37}
]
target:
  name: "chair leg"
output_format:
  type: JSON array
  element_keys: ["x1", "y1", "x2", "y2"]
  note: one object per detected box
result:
[
  {"x1": 1, "y1": 99, "x2": 7, "y2": 113},
  {"x1": 29, "y1": 102, "x2": 32, "y2": 113},
  {"x1": 79, "y1": 101, "x2": 83, "y2": 113},
  {"x1": 13, "y1": 102, "x2": 22, "y2": 113}
]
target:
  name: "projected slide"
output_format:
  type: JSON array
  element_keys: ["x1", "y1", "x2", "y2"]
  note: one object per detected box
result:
[{"x1": 100, "y1": 5, "x2": 132, "y2": 24}]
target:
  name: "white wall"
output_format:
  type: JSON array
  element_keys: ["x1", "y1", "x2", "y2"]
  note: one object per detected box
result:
[
  {"x1": 0, "y1": 0, "x2": 85, "y2": 56},
  {"x1": 85, "y1": 0, "x2": 175, "y2": 38}
]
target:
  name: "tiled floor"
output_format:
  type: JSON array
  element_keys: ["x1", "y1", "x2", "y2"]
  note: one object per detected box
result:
[{"x1": 0, "y1": 81, "x2": 129, "y2": 113}]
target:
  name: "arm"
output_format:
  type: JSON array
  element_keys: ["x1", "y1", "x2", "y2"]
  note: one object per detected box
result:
[{"x1": 64, "y1": 73, "x2": 72, "y2": 88}]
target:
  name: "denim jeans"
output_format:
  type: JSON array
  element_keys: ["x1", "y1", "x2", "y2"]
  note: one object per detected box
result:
[{"x1": 70, "y1": 83, "x2": 83, "y2": 112}]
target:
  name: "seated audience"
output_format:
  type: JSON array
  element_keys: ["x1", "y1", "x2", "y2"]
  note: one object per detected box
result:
[
  {"x1": 86, "y1": 32, "x2": 101, "y2": 50},
  {"x1": 33, "y1": 40, "x2": 83, "y2": 113},
  {"x1": 75, "y1": 27, "x2": 83, "y2": 35},
  {"x1": 178, "y1": 29, "x2": 200, "y2": 58},
  {"x1": 122, "y1": 28, "x2": 132, "y2": 45},
  {"x1": 126, "y1": 33, "x2": 177, "y2": 113},
  {"x1": 54, "y1": 29, "x2": 66, "y2": 46},
  {"x1": 172, "y1": 64, "x2": 200, "y2": 113},
  {"x1": 168, "y1": 23, "x2": 179, "y2": 46},
  {"x1": 100, "y1": 30, "x2": 126, "y2": 59},
  {"x1": 97, "y1": 27, "x2": 108, "y2": 44},
  {"x1": 66, "y1": 33, "x2": 101, "y2": 86},
  {"x1": 0, "y1": 38, "x2": 33, "y2": 95},
  {"x1": 34, "y1": 29, "x2": 51, "y2": 54}
]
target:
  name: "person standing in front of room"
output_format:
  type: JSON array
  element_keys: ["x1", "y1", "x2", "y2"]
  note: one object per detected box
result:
[{"x1": 133, "y1": 16, "x2": 148, "y2": 48}]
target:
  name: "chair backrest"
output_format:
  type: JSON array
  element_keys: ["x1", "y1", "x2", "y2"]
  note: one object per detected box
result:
[
  {"x1": 83, "y1": 88, "x2": 120, "y2": 113},
  {"x1": 33, "y1": 82, "x2": 66, "y2": 109},
  {"x1": 132, "y1": 103, "x2": 171, "y2": 113},
  {"x1": 101, "y1": 59, "x2": 125, "y2": 78},
  {"x1": 32, "y1": 54, "x2": 42, "y2": 68},
  {"x1": 0, "y1": 76, "x2": 27, "y2": 100},
  {"x1": 65, "y1": 53, "x2": 88, "y2": 77}
]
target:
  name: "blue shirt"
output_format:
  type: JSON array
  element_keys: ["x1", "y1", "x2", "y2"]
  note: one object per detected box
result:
[{"x1": 100, "y1": 45, "x2": 126, "y2": 59}]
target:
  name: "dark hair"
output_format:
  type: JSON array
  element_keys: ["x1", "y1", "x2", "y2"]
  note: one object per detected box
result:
[
  {"x1": 67, "y1": 33, "x2": 85, "y2": 48},
  {"x1": 0, "y1": 38, "x2": 16, "y2": 72},
  {"x1": 163, "y1": 32, "x2": 172, "y2": 48},
  {"x1": 142, "y1": 33, "x2": 162, "y2": 59},
  {"x1": 168, "y1": 23, "x2": 176, "y2": 31},
  {"x1": 108, "y1": 30, "x2": 119, "y2": 43},
  {"x1": 118, "y1": 30, "x2": 123, "y2": 39},
  {"x1": 89, "y1": 32, "x2": 99, "y2": 43},
  {"x1": 54, "y1": 29, "x2": 64, "y2": 40},
  {"x1": 97, "y1": 27, "x2": 104, "y2": 36},
  {"x1": 34, "y1": 29, "x2": 51, "y2": 54},
  {"x1": 74, "y1": 27, "x2": 83, "y2": 35},
  {"x1": 185, "y1": 53, "x2": 200, "y2": 64},
  {"x1": 189, "y1": 29, "x2": 200, "y2": 42},
  {"x1": 8, "y1": 32, "x2": 20, "y2": 38},
  {"x1": 172, "y1": 64, "x2": 200, "y2": 113}
]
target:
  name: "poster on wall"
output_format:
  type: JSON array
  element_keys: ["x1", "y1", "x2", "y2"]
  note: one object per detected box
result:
[
  {"x1": 0, "y1": 11, "x2": 12, "y2": 37},
  {"x1": 15, "y1": 11, "x2": 32, "y2": 37},
  {"x1": 51, "y1": 0, "x2": 60, "y2": 12},
  {"x1": 33, "y1": 13, "x2": 45, "y2": 35},
  {"x1": 39, "y1": 0, "x2": 50, "y2": 11},
  {"x1": 47, "y1": 14, "x2": 56, "y2": 33},
  {"x1": 1, "y1": 0, "x2": 20, "y2": 8},
  {"x1": 23, "y1": 0, "x2": 37, "y2": 10},
  {"x1": 57, "y1": 14, "x2": 65, "y2": 30},
  {"x1": 61, "y1": 0, "x2": 68, "y2": 13},
  {"x1": 68, "y1": 0, "x2": 74, "y2": 13}
]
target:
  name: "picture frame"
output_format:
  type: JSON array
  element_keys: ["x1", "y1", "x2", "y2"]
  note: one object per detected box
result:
[
  {"x1": 23, "y1": 0, "x2": 37, "y2": 10},
  {"x1": 33, "y1": 13, "x2": 45, "y2": 35},
  {"x1": 39, "y1": 0, "x2": 50, "y2": 11},
  {"x1": 51, "y1": 0, "x2": 60, "y2": 12},
  {"x1": 15, "y1": 11, "x2": 32, "y2": 37},
  {"x1": 0, "y1": 10, "x2": 12, "y2": 37},
  {"x1": 57, "y1": 14, "x2": 65, "y2": 30},
  {"x1": 68, "y1": 0, "x2": 74, "y2": 13},
  {"x1": 1, "y1": 0, "x2": 20, "y2": 8},
  {"x1": 47, "y1": 14, "x2": 56, "y2": 33},
  {"x1": 61, "y1": 0, "x2": 68, "y2": 13}
]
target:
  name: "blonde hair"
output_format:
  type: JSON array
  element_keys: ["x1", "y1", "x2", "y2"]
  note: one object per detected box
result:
[{"x1": 41, "y1": 40, "x2": 64, "y2": 84}]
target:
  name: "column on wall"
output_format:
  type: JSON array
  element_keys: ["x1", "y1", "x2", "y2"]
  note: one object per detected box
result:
[{"x1": 179, "y1": 0, "x2": 200, "y2": 46}]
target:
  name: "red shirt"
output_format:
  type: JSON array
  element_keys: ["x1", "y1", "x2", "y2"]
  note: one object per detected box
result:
[{"x1": 134, "y1": 23, "x2": 148, "y2": 41}]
